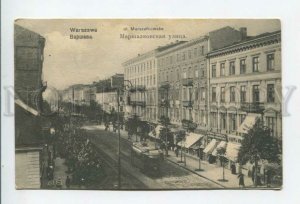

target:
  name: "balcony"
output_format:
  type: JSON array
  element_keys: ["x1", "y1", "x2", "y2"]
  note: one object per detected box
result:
[
  {"x1": 159, "y1": 81, "x2": 170, "y2": 90},
  {"x1": 182, "y1": 78, "x2": 193, "y2": 86},
  {"x1": 160, "y1": 99, "x2": 169, "y2": 107},
  {"x1": 129, "y1": 85, "x2": 146, "y2": 92},
  {"x1": 130, "y1": 100, "x2": 146, "y2": 107},
  {"x1": 182, "y1": 100, "x2": 193, "y2": 108},
  {"x1": 240, "y1": 102, "x2": 265, "y2": 113},
  {"x1": 181, "y1": 119, "x2": 197, "y2": 130},
  {"x1": 136, "y1": 101, "x2": 146, "y2": 107}
]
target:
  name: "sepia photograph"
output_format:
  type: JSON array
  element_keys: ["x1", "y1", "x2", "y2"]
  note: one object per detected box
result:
[{"x1": 14, "y1": 19, "x2": 282, "y2": 190}]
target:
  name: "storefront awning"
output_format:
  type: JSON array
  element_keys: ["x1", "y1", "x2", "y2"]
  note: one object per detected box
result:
[
  {"x1": 15, "y1": 99, "x2": 39, "y2": 116},
  {"x1": 203, "y1": 139, "x2": 217, "y2": 154},
  {"x1": 212, "y1": 141, "x2": 227, "y2": 156},
  {"x1": 178, "y1": 132, "x2": 203, "y2": 148},
  {"x1": 237, "y1": 113, "x2": 260, "y2": 134},
  {"x1": 225, "y1": 142, "x2": 241, "y2": 162},
  {"x1": 148, "y1": 125, "x2": 163, "y2": 139}
]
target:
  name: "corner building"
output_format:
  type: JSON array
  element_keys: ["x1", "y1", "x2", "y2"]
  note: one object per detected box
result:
[
  {"x1": 207, "y1": 30, "x2": 282, "y2": 144},
  {"x1": 157, "y1": 27, "x2": 244, "y2": 132}
]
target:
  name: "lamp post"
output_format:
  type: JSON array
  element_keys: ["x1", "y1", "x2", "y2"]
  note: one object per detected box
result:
[
  {"x1": 195, "y1": 141, "x2": 204, "y2": 171},
  {"x1": 116, "y1": 80, "x2": 132, "y2": 190}
]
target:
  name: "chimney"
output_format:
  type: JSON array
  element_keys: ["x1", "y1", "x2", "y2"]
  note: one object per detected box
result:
[{"x1": 240, "y1": 27, "x2": 247, "y2": 40}]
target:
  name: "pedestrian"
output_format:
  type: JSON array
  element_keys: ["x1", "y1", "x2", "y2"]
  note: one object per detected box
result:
[
  {"x1": 175, "y1": 147, "x2": 179, "y2": 157},
  {"x1": 238, "y1": 173, "x2": 245, "y2": 188},
  {"x1": 231, "y1": 163, "x2": 236, "y2": 174},
  {"x1": 266, "y1": 170, "x2": 272, "y2": 187},
  {"x1": 66, "y1": 175, "x2": 71, "y2": 188}
]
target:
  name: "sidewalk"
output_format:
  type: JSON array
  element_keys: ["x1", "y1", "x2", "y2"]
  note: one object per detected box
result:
[
  {"x1": 83, "y1": 124, "x2": 256, "y2": 188},
  {"x1": 166, "y1": 151, "x2": 253, "y2": 188}
]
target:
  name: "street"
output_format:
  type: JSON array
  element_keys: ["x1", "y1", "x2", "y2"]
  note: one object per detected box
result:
[{"x1": 84, "y1": 126, "x2": 222, "y2": 189}]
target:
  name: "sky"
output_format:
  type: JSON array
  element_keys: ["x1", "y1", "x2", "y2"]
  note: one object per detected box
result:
[{"x1": 15, "y1": 19, "x2": 280, "y2": 90}]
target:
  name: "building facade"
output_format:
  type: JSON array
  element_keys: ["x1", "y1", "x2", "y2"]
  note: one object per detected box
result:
[
  {"x1": 123, "y1": 42, "x2": 187, "y2": 123},
  {"x1": 123, "y1": 50, "x2": 158, "y2": 122},
  {"x1": 95, "y1": 91, "x2": 124, "y2": 114},
  {"x1": 14, "y1": 25, "x2": 48, "y2": 188},
  {"x1": 157, "y1": 27, "x2": 244, "y2": 132},
  {"x1": 204, "y1": 30, "x2": 281, "y2": 170},
  {"x1": 61, "y1": 84, "x2": 96, "y2": 106},
  {"x1": 207, "y1": 30, "x2": 282, "y2": 143}
]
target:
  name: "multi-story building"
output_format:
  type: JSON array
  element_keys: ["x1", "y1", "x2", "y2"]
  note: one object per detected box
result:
[
  {"x1": 207, "y1": 30, "x2": 281, "y2": 167},
  {"x1": 14, "y1": 25, "x2": 48, "y2": 189},
  {"x1": 95, "y1": 91, "x2": 124, "y2": 114},
  {"x1": 157, "y1": 27, "x2": 244, "y2": 132},
  {"x1": 123, "y1": 42, "x2": 185, "y2": 123},
  {"x1": 123, "y1": 50, "x2": 157, "y2": 122},
  {"x1": 61, "y1": 84, "x2": 96, "y2": 106}
]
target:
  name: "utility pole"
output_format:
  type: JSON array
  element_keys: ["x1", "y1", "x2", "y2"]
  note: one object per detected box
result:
[{"x1": 117, "y1": 88, "x2": 121, "y2": 189}]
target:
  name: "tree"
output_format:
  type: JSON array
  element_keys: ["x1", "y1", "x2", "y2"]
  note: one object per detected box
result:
[
  {"x1": 159, "y1": 116, "x2": 173, "y2": 156},
  {"x1": 217, "y1": 147, "x2": 228, "y2": 182},
  {"x1": 237, "y1": 121, "x2": 281, "y2": 186}
]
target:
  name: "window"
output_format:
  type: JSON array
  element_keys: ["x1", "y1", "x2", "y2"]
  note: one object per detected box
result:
[
  {"x1": 194, "y1": 89, "x2": 198, "y2": 101},
  {"x1": 240, "y1": 86, "x2": 246, "y2": 103},
  {"x1": 230, "y1": 86, "x2": 236, "y2": 102},
  {"x1": 266, "y1": 117, "x2": 276, "y2": 137},
  {"x1": 220, "y1": 87, "x2": 225, "y2": 102},
  {"x1": 177, "y1": 53, "x2": 180, "y2": 62},
  {"x1": 220, "y1": 63, "x2": 225, "y2": 76},
  {"x1": 267, "y1": 84, "x2": 275, "y2": 103},
  {"x1": 212, "y1": 65, "x2": 216, "y2": 78},
  {"x1": 212, "y1": 87, "x2": 217, "y2": 102},
  {"x1": 194, "y1": 48, "x2": 197, "y2": 57},
  {"x1": 195, "y1": 70, "x2": 198, "y2": 78},
  {"x1": 229, "y1": 61, "x2": 235, "y2": 75},
  {"x1": 240, "y1": 59, "x2": 246, "y2": 74},
  {"x1": 182, "y1": 52, "x2": 186, "y2": 60},
  {"x1": 239, "y1": 114, "x2": 246, "y2": 125},
  {"x1": 200, "y1": 88, "x2": 206, "y2": 101},
  {"x1": 201, "y1": 46, "x2": 204, "y2": 55},
  {"x1": 211, "y1": 112, "x2": 218, "y2": 128},
  {"x1": 220, "y1": 113, "x2": 226, "y2": 130},
  {"x1": 253, "y1": 85, "x2": 260, "y2": 102},
  {"x1": 229, "y1": 114, "x2": 237, "y2": 131},
  {"x1": 267, "y1": 53, "x2": 275, "y2": 71},
  {"x1": 253, "y1": 56, "x2": 259, "y2": 72},
  {"x1": 188, "y1": 50, "x2": 192, "y2": 59},
  {"x1": 183, "y1": 72, "x2": 187, "y2": 79},
  {"x1": 177, "y1": 69, "x2": 180, "y2": 80}
]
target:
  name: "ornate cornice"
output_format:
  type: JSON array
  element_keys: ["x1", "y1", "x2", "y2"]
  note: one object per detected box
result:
[{"x1": 207, "y1": 31, "x2": 281, "y2": 58}]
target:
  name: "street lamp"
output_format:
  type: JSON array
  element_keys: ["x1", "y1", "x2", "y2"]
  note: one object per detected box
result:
[
  {"x1": 195, "y1": 141, "x2": 204, "y2": 171},
  {"x1": 116, "y1": 80, "x2": 133, "y2": 189}
]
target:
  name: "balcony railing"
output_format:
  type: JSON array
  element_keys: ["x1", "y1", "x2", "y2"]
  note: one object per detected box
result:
[
  {"x1": 182, "y1": 78, "x2": 193, "y2": 86},
  {"x1": 160, "y1": 99, "x2": 169, "y2": 107},
  {"x1": 129, "y1": 85, "x2": 146, "y2": 92},
  {"x1": 159, "y1": 81, "x2": 170, "y2": 90},
  {"x1": 182, "y1": 100, "x2": 193, "y2": 108},
  {"x1": 181, "y1": 119, "x2": 197, "y2": 130},
  {"x1": 240, "y1": 102, "x2": 265, "y2": 113},
  {"x1": 130, "y1": 100, "x2": 146, "y2": 107},
  {"x1": 136, "y1": 101, "x2": 146, "y2": 107}
]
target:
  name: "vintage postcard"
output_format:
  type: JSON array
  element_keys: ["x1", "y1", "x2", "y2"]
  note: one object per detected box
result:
[{"x1": 14, "y1": 19, "x2": 282, "y2": 190}]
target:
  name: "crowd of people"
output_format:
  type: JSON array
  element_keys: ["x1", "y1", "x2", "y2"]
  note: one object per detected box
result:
[{"x1": 54, "y1": 117, "x2": 105, "y2": 187}]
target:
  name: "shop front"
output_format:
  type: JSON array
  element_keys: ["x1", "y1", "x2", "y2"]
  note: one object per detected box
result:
[
  {"x1": 177, "y1": 132, "x2": 204, "y2": 156},
  {"x1": 225, "y1": 142, "x2": 241, "y2": 174}
]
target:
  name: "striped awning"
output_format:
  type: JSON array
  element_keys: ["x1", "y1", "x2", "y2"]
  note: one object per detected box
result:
[{"x1": 15, "y1": 99, "x2": 39, "y2": 116}]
